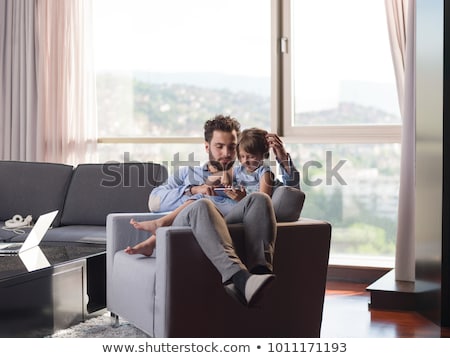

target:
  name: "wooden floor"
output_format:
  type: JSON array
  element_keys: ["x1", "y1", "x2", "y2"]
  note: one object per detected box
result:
[{"x1": 320, "y1": 280, "x2": 450, "y2": 338}]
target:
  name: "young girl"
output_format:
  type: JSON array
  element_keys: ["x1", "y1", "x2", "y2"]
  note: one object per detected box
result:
[
  {"x1": 125, "y1": 127, "x2": 274, "y2": 256},
  {"x1": 233, "y1": 127, "x2": 274, "y2": 197}
]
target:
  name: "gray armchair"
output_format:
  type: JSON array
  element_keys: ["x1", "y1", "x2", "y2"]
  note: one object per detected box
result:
[{"x1": 106, "y1": 212, "x2": 331, "y2": 338}]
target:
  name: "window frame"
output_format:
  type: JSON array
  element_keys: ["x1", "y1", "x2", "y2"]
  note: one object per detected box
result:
[{"x1": 274, "y1": 0, "x2": 402, "y2": 144}]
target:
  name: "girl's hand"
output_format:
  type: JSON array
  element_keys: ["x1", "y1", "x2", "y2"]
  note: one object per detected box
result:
[
  {"x1": 266, "y1": 133, "x2": 288, "y2": 161},
  {"x1": 224, "y1": 186, "x2": 246, "y2": 201},
  {"x1": 266, "y1": 133, "x2": 291, "y2": 174}
]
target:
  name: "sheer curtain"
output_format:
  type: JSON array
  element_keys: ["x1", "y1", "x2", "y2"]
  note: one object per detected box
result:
[
  {"x1": 0, "y1": 0, "x2": 39, "y2": 161},
  {"x1": 385, "y1": 0, "x2": 416, "y2": 282},
  {"x1": 0, "y1": 0, "x2": 97, "y2": 164},
  {"x1": 35, "y1": 0, "x2": 97, "y2": 165}
]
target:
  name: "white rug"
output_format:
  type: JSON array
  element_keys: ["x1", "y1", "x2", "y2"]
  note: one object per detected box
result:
[{"x1": 48, "y1": 313, "x2": 148, "y2": 338}]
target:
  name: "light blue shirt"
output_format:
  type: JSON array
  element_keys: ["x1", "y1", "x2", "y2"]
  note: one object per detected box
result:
[
  {"x1": 149, "y1": 156, "x2": 299, "y2": 216},
  {"x1": 233, "y1": 164, "x2": 272, "y2": 194},
  {"x1": 149, "y1": 163, "x2": 237, "y2": 216}
]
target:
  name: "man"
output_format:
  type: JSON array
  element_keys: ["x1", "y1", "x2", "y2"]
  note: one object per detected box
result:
[
  {"x1": 147, "y1": 114, "x2": 302, "y2": 307},
  {"x1": 149, "y1": 117, "x2": 302, "y2": 220}
]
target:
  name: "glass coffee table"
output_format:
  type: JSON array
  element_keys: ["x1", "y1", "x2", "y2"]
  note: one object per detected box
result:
[{"x1": 0, "y1": 243, "x2": 106, "y2": 337}]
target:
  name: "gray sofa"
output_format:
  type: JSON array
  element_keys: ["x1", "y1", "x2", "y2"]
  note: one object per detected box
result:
[
  {"x1": 1, "y1": 160, "x2": 331, "y2": 337},
  {"x1": 107, "y1": 213, "x2": 332, "y2": 337},
  {"x1": 0, "y1": 160, "x2": 168, "y2": 244}
]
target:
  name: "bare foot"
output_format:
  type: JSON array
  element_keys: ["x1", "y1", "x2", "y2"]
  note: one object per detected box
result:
[
  {"x1": 130, "y1": 218, "x2": 163, "y2": 234},
  {"x1": 124, "y1": 235, "x2": 156, "y2": 256}
]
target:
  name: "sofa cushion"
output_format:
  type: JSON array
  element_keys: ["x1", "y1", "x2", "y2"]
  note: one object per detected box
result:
[
  {"x1": 0, "y1": 161, "x2": 73, "y2": 228},
  {"x1": 42, "y1": 225, "x2": 106, "y2": 244},
  {"x1": 60, "y1": 162, "x2": 168, "y2": 226},
  {"x1": 0, "y1": 222, "x2": 31, "y2": 241}
]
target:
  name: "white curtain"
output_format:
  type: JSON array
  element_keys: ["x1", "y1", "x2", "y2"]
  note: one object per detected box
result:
[
  {"x1": 35, "y1": 0, "x2": 97, "y2": 165},
  {"x1": 0, "y1": 0, "x2": 97, "y2": 164},
  {"x1": 0, "y1": 0, "x2": 39, "y2": 161},
  {"x1": 385, "y1": 0, "x2": 416, "y2": 282}
]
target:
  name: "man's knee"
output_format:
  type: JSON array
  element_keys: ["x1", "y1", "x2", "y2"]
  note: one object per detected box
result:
[
  {"x1": 247, "y1": 192, "x2": 271, "y2": 205},
  {"x1": 272, "y1": 186, "x2": 305, "y2": 222},
  {"x1": 174, "y1": 199, "x2": 216, "y2": 226},
  {"x1": 191, "y1": 198, "x2": 216, "y2": 213}
]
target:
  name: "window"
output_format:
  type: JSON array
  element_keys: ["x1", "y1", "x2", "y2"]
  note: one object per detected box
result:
[
  {"x1": 290, "y1": 0, "x2": 400, "y2": 127},
  {"x1": 93, "y1": 0, "x2": 271, "y2": 147},
  {"x1": 93, "y1": 0, "x2": 400, "y2": 267},
  {"x1": 287, "y1": 142, "x2": 400, "y2": 266},
  {"x1": 280, "y1": 0, "x2": 400, "y2": 265}
]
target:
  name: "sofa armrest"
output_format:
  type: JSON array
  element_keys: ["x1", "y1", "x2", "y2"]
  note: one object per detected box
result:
[
  {"x1": 152, "y1": 218, "x2": 331, "y2": 338},
  {"x1": 106, "y1": 212, "x2": 171, "y2": 253},
  {"x1": 106, "y1": 212, "x2": 170, "y2": 295}
]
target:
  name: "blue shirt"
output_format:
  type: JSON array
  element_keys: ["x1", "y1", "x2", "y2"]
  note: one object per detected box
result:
[
  {"x1": 233, "y1": 164, "x2": 272, "y2": 194},
  {"x1": 149, "y1": 156, "x2": 299, "y2": 216},
  {"x1": 149, "y1": 163, "x2": 237, "y2": 216}
]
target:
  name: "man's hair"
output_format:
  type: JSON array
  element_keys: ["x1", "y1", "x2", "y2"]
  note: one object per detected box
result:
[
  {"x1": 204, "y1": 114, "x2": 241, "y2": 142},
  {"x1": 237, "y1": 128, "x2": 270, "y2": 159}
]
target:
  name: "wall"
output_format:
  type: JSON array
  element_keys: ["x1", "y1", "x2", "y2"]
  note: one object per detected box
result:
[{"x1": 415, "y1": 0, "x2": 449, "y2": 326}]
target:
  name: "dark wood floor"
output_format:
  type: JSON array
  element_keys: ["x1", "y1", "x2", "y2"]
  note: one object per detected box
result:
[{"x1": 321, "y1": 281, "x2": 450, "y2": 338}]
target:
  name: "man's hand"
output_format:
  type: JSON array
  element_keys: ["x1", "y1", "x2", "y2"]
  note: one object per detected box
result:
[{"x1": 190, "y1": 184, "x2": 216, "y2": 196}]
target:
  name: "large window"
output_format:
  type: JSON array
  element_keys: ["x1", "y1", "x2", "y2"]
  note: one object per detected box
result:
[
  {"x1": 290, "y1": 0, "x2": 400, "y2": 127},
  {"x1": 279, "y1": 0, "x2": 400, "y2": 266},
  {"x1": 93, "y1": 0, "x2": 271, "y2": 143},
  {"x1": 93, "y1": 0, "x2": 400, "y2": 267},
  {"x1": 287, "y1": 142, "x2": 400, "y2": 265}
]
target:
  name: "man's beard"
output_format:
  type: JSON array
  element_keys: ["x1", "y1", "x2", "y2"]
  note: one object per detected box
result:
[{"x1": 208, "y1": 155, "x2": 235, "y2": 171}]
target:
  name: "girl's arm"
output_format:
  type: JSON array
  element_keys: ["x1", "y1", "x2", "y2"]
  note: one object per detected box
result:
[{"x1": 259, "y1": 170, "x2": 275, "y2": 197}]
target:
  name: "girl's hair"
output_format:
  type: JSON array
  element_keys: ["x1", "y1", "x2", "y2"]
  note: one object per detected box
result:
[{"x1": 237, "y1": 128, "x2": 269, "y2": 159}]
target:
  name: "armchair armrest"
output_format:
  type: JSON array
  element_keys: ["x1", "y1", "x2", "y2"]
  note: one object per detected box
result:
[
  {"x1": 106, "y1": 212, "x2": 170, "y2": 303},
  {"x1": 152, "y1": 218, "x2": 331, "y2": 337},
  {"x1": 106, "y1": 212, "x2": 171, "y2": 253}
]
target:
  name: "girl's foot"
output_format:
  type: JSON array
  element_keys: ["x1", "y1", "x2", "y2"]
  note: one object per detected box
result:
[
  {"x1": 124, "y1": 235, "x2": 156, "y2": 256},
  {"x1": 130, "y1": 218, "x2": 163, "y2": 234}
]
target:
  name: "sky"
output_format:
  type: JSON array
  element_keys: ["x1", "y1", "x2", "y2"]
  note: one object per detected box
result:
[
  {"x1": 93, "y1": 0, "x2": 393, "y2": 78},
  {"x1": 292, "y1": 0, "x2": 397, "y2": 111},
  {"x1": 92, "y1": 0, "x2": 398, "y2": 114},
  {"x1": 92, "y1": 0, "x2": 270, "y2": 77}
]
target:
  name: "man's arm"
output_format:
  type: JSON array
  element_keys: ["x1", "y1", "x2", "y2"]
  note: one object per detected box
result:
[{"x1": 148, "y1": 166, "x2": 204, "y2": 212}]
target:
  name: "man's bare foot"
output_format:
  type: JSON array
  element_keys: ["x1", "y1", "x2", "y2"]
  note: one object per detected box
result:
[{"x1": 124, "y1": 235, "x2": 156, "y2": 256}]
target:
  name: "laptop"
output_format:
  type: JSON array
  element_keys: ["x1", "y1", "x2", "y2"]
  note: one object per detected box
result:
[
  {"x1": 0, "y1": 210, "x2": 58, "y2": 255},
  {"x1": 19, "y1": 246, "x2": 51, "y2": 271}
]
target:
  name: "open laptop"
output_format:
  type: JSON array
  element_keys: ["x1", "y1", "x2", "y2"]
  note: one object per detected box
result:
[
  {"x1": 19, "y1": 246, "x2": 51, "y2": 271},
  {"x1": 0, "y1": 210, "x2": 58, "y2": 255}
]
